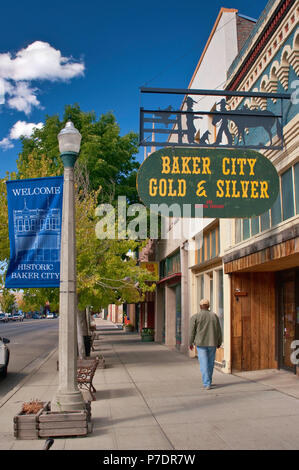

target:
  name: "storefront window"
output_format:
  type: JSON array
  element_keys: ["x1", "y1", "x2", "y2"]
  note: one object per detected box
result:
[
  {"x1": 235, "y1": 219, "x2": 242, "y2": 243},
  {"x1": 281, "y1": 168, "x2": 294, "y2": 221},
  {"x1": 243, "y1": 219, "x2": 250, "y2": 240},
  {"x1": 197, "y1": 275, "x2": 204, "y2": 311},
  {"x1": 204, "y1": 237, "x2": 210, "y2": 261},
  {"x1": 251, "y1": 216, "x2": 260, "y2": 236},
  {"x1": 210, "y1": 276, "x2": 213, "y2": 312},
  {"x1": 294, "y1": 162, "x2": 299, "y2": 214},
  {"x1": 211, "y1": 229, "x2": 216, "y2": 258},
  {"x1": 160, "y1": 251, "x2": 181, "y2": 279},
  {"x1": 160, "y1": 260, "x2": 166, "y2": 279},
  {"x1": 260, "y1": 211, "x2": 270, "y2": 232},
  {"x1": 271, "y1": 193, "x2": 282, "y2": 227},
  {"x1": 197, "y1": 224, "x2": 219, "y2": 262}
]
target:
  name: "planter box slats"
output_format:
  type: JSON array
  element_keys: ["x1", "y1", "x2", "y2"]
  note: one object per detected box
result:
[
  {"x1": 14, "y1": 422, "x2": 40, "y2": 430},
  {"x1": 14, "y1": 415, "x2": 38, "y2": 424},
  {"x1": 39, "y1": 420, "x2": 87, "y2": 429},
  {"x1": 39, "y1": 427, "x2": 87, "y2": 437},
  {"x1": 39, "y1": 411, "x2": 87, "y2": 422},
  {"x1": 15, "y1": 430, "x2": 39, "y2": 439},
  {"x1": 38, "y1": 407, "x2": 90, "y2": 438}
]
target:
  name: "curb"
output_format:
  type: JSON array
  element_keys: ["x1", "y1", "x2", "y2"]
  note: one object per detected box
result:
[{"x1": 0, "y1": 347, "x2": 58, "y2": 409}]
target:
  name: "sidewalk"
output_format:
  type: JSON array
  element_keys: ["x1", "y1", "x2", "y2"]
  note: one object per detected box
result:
[{"x1": 0, "y1": 318, "x2": 298, "y2": 450}]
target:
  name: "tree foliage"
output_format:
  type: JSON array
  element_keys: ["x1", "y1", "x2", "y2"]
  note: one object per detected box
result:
[
  {"x1": 0, "y1": 275, "x2": 16, "y2": 313},
  {"x1": 0, "y1": 105, "x2": 155, "y2": 312},
  {"x1": 18, "y1": 104, "x2": 139, "y2": 203}
]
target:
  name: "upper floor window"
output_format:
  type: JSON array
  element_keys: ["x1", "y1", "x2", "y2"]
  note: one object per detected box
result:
[
  {"x1": 160, "y1": 251, "x2": 181, "y2": 279},
  {"x1": 235, "y1": 162, "x2": 299, "y2": 243},
  {"x1": 196, "y1": 224, "x2": 220, "y2": 265}
]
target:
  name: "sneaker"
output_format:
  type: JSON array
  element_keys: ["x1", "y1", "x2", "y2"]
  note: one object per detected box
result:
[{"x1": 205, "y1": 385, "x2": 211, "y2": 390}]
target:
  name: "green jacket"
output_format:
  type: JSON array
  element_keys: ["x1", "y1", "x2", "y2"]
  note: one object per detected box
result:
[{"x1": 189, "y1": 309, "x2": 222, "y2": 348}]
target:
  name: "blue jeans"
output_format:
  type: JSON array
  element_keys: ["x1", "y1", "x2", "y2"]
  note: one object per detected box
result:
[{"x1": 196, "y1": 346, "x2": 216, "y2": 387}]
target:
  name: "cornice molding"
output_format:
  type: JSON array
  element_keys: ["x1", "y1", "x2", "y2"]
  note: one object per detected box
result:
[{"x1": 227, "y1": 0, "x2": 296, "y2": 92}]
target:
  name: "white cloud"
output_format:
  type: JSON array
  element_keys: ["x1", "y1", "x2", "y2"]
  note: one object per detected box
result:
[
  {"x1": 0, "y1": 120, "x2": 44, "y2": 151},
  {"x1": 0, "y1": 137, "x2": 14, "y2": 150},
  {"x1": 7, "y1": 82, "x2": 41, "y2": 115},
  {"x1": 0, "y1": 41, "x2": 85, "y2": 115},
  {"x1": 0, "y1": 41, "x2": 85, "y2": 82},
  {"x1": 10, "y1": 120, "x2": 43, "y2": 140}
]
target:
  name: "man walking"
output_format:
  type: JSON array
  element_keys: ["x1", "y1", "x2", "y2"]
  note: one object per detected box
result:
[{"x1": 189, "y1": 299, "x2": 222, "y2": 390}]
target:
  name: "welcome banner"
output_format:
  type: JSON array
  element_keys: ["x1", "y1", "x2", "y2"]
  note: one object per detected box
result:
[{"x1": 5, "y1": 176, "x2": 64, "y2": 288}]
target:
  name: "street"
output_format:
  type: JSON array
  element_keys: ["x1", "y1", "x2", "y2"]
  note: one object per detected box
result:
[{"x1": 0, "y1": 319, "x2": 58, "y2": 400}]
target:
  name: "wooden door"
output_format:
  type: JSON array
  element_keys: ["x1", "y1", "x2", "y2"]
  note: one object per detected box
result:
[{"x1": 231, "y1": 272, "x2": 277, "y2": 371}]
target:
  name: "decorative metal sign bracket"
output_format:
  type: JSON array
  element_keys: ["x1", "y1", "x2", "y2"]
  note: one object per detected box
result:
[{"x1": 139, "y1": 87, "x2": 291, "y2": 151}]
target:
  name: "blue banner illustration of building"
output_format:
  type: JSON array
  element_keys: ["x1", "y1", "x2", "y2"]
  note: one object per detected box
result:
[{"x1": 5, "y1": 176, "x2": 64, "y2": 288}]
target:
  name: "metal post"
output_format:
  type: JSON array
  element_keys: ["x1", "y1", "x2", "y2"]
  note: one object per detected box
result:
[{"x1": 51, "y1": 152, "x2": 85, "y2": 412}]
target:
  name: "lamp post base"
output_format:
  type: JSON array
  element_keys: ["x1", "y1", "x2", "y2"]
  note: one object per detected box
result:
[{"x1": 51, "y1": 390, "x2": 85, "y2": 412}]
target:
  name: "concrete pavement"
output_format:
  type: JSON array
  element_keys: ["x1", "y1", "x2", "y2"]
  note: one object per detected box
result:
[{"x1": 0, "y1": 318, "x2": 298, "y2": 450}]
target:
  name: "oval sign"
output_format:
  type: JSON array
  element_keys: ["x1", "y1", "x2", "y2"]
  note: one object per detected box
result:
[{"x1": 137, "y1": 147, "x2": 279, "y2": 218}]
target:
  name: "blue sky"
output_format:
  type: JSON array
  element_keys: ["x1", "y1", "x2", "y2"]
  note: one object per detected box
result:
[{"x1": 0, "y1": 0, "x2": 266, "y2": 177}]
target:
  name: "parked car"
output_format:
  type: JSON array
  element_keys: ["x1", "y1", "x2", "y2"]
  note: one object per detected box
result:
[
  {"x1": 5, "y1": 313, "x2": 13, "y2": 321},
  {"x1": 0, "y1": 313, "x2": 8, "y2": 323},
  {"x1": 0, "y1": 337, "x2": 10, "y2": 378},
  {"x1": 12, "y1": 312, "x2": 24, "y2": 322},
  {"x1": 32, "y1": 313, "x2": 41, "y2": 319},
  {"x1": 46, "y1": 312, "x2": 54, "y2": 319}
]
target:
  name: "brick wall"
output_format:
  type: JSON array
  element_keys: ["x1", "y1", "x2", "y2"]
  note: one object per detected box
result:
[{"x1": 237, "y1": 16, "x2": 256, "y2": 52}]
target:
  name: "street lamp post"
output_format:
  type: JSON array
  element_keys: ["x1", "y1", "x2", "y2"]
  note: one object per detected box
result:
[{"x1": 51, "y1": 121, "x2": 85, "y2": 412}]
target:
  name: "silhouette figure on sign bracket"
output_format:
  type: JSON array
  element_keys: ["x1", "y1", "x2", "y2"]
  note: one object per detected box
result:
[
  {"x1": 199, "y1": 130, "x2": 211, "y2": 145},
  {"x1": 185, "y1": 96, "x2": 202, "y2": 144},
  {"x1": 213, "y1": 99, "x2": 233, "y2": 146}
]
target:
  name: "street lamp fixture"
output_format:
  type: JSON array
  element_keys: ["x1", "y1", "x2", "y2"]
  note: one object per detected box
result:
[
  {"x1": 51, "y1": 120, "x2": 85, "y2": 412},
  {"x1": 58, "y1": 120, "x2": 82, "y2": 154}
]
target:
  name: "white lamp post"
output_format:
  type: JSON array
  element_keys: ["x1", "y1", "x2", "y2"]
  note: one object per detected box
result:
[{"x1": 51, "y1": 121, "x2": 85, "y2": 411}]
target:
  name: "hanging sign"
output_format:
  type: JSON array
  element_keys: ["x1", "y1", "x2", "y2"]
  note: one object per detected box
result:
[
  {"x1": 5, "y1": 176, "x2": 63, "y2": 288},
  {"x1": 137, "y1": 148, "x2": 279, "y2": 218}
]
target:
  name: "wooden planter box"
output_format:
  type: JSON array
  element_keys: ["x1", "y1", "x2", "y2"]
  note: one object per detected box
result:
[
  {"x1": 124, "y1": 325, "x2": 134, "y2": 332},
  {"x1": 14, "y1": 402, "x2": 50, "y2": 440},
  {"x1": 38, "y1": 404, "x2": 91, "y2": 438},
  {"x1": 141, "y1": 334, "x2": 154, "y2": 342}
]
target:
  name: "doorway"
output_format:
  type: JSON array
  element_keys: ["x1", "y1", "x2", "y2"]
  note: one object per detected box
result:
[
  {"x1": 174, "y1": 284, "x2": 182, "y2": 349},
  {"x1": 277, "y1": 269, "x2": 299, "y2": 373}
]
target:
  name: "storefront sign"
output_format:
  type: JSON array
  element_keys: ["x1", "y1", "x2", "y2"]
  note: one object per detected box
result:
[
  {"x1": 5, "y1": 176, "x2": 63, "y2": 288},
  {"x1": 137, "y1": 148, "x2": 279, "y2": 218},
  {"x1": 140, "y1": 261, "x2": 159, "y2": 280}
]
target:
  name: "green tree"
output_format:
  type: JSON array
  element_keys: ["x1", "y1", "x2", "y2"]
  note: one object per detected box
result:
[
  {"x1": 0, "y1": 105, "x2": 156, "y2": 313},
  {"x1": 0, "y1": 275, "x2": 16, "y2": 313},
  {"x1": 20, "y1": 288, "x2": 59, "y2": 314},
  {"x1": 18, "y1": 104, "x2": 140, "y2": 204}
]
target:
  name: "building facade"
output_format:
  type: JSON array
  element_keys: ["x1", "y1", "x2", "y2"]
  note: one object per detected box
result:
[
  {"x1": 109, "y1": 1, "x2": 299, "y2": 379},
  {"x1": 154, "y1": 7, "x2": 256, "y2": 364},
  {"x1": 222, "y1": 0, "x2": 299, "y2": 375}
]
